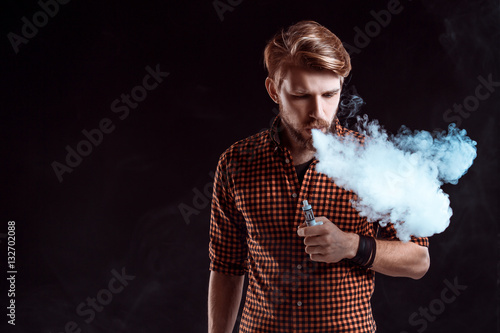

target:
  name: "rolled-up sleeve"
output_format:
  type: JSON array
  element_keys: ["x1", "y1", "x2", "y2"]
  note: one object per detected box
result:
[{"x1": 209, "y1": 151, "x2": 248, "y2": 276}]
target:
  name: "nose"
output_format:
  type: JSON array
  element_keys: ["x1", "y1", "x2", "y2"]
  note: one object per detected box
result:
[{"x1": 310, "y1": 95, "x2": 323, "y2": 119}]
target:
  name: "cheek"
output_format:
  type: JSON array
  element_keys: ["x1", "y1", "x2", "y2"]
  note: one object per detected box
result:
[
  {"x1": 281, "y1": 99, "x2": 306, "y2": 117},
  {"x1": 327, "y1": 94, "x2": 341, "y2": 105},
  {"x1": 325, "y1": 97, "x2": 340, "y2": 115}
]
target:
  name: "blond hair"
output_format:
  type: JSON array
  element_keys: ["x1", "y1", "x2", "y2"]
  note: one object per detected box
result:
[{"x1": 264, "y1": 20, "x2": 351, "y2": 89}]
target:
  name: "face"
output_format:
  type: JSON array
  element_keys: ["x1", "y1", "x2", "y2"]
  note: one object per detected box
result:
[{"x1": 266, "y1": 66, "x2": 342, "y2": 151}]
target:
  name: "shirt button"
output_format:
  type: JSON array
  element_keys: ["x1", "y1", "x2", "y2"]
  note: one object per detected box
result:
[
  {"x1": 297, "y1": 264, "x2": 302, "y2": 270},
  {"x1": 285, "y1": 158, "x2": 290, "y2": 164},
  {"x1": 297, "y1": 301, "x2": 302, "y2": 306},
  {"x1": 292, "y1": 193, "x2": 297, "y2": 198}
]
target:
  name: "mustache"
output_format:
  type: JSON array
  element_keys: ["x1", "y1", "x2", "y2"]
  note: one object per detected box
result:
[{"x1": 304, "y1": 119, "x2": 331, "y2": 130}]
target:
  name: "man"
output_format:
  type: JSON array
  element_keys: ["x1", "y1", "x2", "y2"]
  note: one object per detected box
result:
[{"x1": 208, "y1": 20, "x2": 430, "y2": 333}]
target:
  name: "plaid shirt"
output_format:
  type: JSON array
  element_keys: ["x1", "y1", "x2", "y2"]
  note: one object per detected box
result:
[{"x1": 209, "y1": 116, "x2": 429, "y2": 332}]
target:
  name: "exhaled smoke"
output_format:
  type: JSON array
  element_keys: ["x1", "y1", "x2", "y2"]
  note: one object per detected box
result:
[
  {"x1": 338, "y1": 87, "x2": 364, "y2": 121},
  {"x1": 312, "y1": 115, "x2": 477, "y2": 241}
]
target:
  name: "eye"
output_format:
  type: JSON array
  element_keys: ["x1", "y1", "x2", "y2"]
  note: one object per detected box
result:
[
  {"x1": 323, "y1": 92, "x2": 338, "y2": 98},
  {"x1": 292, "y1": 95, "x2": 307, "y2": 99}
]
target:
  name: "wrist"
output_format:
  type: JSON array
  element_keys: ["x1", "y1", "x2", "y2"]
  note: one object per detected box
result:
[
  {"x1": 350, "y1": 234, "x2": 377, "y2": 267},
  {"x1": 346, "y1": 233, "x2": 359, "y2": 260}
]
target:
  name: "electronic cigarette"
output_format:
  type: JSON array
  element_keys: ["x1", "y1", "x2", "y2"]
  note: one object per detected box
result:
[{"x1": 302, "y1": 200, "x2": 322, "y2": 226}]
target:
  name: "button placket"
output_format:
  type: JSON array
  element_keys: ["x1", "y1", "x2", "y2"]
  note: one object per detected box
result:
[{"x1": 280, "y1": 150, "x2": 300, "y2": 200}]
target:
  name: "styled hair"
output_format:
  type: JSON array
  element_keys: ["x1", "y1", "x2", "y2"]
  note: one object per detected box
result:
[{"x1": 263, "y1": 20, "x2": 351, "y2": 89}]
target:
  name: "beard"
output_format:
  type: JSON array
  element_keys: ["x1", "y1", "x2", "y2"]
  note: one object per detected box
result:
[{"x1": 278, "y1": 104, "x2": 337, "y2": 151}]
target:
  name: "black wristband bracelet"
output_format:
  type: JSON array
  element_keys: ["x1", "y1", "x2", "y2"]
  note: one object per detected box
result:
[
  {"x1": 351, "y1": 235, "x2": 368, "y2": 266},
  {"x1": 365, "y1": 236, "x2": 377, "y2": 268},
  {"x1": 351, "y1": 235, "x2": 377, "y2": 267}
]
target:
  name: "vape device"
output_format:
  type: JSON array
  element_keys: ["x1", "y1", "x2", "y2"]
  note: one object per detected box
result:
[{"x1": 302, "y1": 200, "x2": 323, "y2": 226}]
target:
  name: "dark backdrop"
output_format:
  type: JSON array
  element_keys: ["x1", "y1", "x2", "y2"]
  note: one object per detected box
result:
[{"x1": 1, "y1": 0, "x2": 499, "y2": 332}]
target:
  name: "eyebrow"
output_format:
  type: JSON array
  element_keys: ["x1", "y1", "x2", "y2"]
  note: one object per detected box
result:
[{"x1": 292, "y1": 88, "x2": 341, "y2": 94}]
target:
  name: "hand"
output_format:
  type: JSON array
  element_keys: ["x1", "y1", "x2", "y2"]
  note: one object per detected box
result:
[{"x1": 296, "y1": 216, "x2": 359, "y2": 263}]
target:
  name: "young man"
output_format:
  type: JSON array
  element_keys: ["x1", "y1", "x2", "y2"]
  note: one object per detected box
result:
[{"x1": 208, "y1": 20, "x2": 430, "y2": 333}]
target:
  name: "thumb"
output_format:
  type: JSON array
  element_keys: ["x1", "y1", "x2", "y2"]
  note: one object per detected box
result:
[{"x1": 297, "y1": 221, "x2": 307, "y2": 229}]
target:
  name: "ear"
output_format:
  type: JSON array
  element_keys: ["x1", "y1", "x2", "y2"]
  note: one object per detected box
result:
[{"x1": 265, "y1": 77, "x2": 279, "y2": 104}]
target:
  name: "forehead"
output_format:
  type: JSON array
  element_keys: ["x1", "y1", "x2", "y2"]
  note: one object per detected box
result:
[{"x1": 281, "y1": 66, "x2": 341, "y2": 92}]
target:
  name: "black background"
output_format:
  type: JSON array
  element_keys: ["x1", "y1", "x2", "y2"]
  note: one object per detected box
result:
[{"x1": 1, "y1": 0, "x2": 499, "y2": 332}]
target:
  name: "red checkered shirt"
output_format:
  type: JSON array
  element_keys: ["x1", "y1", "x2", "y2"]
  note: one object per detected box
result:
[{"x1": 209, "y1": 116, "x2": 429, "y2": 332}]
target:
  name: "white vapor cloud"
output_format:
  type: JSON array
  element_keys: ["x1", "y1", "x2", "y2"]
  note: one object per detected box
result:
[{"x1": 312, "y1": 116, "x2": 477, "y2": 241}]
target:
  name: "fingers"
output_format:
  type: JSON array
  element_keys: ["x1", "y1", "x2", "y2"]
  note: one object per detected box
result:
[
  {"x1": 309, "y1": 253, "x2": 327, "y2": 262},
  {"x1": 315, "y1": 216, "x2": 329, "y2": 224},
  {"x1": 306, "y1": 249, "x2": 329, "y2": 262},
  {"x1": 304, "y1": 245, "x2": 323, "y2": 255},
  {"x1": 297, "y1": 218, "x2": 331, "y2": 237},
  {"x1": 297, "y1": 222, "x2": 307, "y2": 229},
  {"x1": 303, "y1": 234, "x2": 325, "y2": 246}
]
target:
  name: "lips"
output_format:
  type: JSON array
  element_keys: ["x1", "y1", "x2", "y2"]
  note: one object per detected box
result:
[{"x1": 305, "y1": 122, "x2": 330, "y2": 131}]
